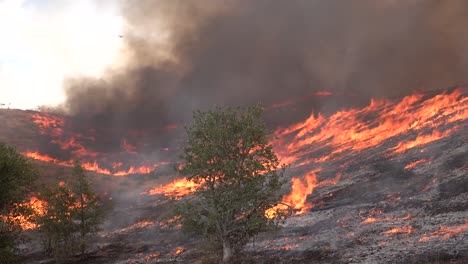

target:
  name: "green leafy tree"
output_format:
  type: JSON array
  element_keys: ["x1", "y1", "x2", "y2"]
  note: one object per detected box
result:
[
  {"x1": 36, "y1": 163, "x2": 106, "y2": 262},
  {"x1": 36, "y1": 183, "x2": 78, "y2": 262},
  {"x1": 176, "y1": 105, "x2": 287, "y2": 263},
  {"x1": 0, "y1": 143, "x2": 37, "y2": 263},
  {"x1": 70, "y1": 163, "x2": 105, "y2": 256}
]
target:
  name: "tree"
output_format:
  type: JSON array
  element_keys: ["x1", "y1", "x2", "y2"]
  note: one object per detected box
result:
[
  {"x1": 0, "y1": 143, "x2": 37, "y2": 263},
  {"x1": 176, "y1": 105, "x2": 287, "y2": 263},
  {"x1": 36, "y1": 163, "x2": 106, "y2": 262},
  {"x1": 70, "y1": 163, "x2": 105, "y2": 256},
  {"x1": 36, "y1": 183, "x2": 78, "y2": 261}
]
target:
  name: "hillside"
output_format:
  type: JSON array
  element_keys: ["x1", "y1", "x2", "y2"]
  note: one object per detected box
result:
[{"x1": 0, "y1": 88, "x2": 467, "y2": 263}]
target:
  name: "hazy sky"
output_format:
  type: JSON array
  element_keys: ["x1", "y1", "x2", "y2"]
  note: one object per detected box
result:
[{"x1": 0, "y1": 0, "x2": 124, "y2": 109}]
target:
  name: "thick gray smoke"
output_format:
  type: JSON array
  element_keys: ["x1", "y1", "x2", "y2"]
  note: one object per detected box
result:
[{"x1": 62, "y1": 0, "x2": 468, "y2": 132}]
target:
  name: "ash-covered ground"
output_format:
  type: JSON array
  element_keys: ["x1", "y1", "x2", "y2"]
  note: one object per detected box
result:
[
  {"x1": 23, "y1": 120, "x2": 465, "y2": 264},
  {"x1": 3, "y1": 89, "x2": 466, "y2": 264}
]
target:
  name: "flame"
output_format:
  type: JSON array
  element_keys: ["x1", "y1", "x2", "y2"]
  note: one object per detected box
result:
[
  {"x1": 81, "y1": 161, "x2": 112, "y2": 175},
  {"x1": 31, "y1": 113, "x2": 100, "y2": 159},
  {"x1": 265, "y1": 171, "x2": 318, "y2": 218},
  {"x1": 174, "y1": 246, "x2": 185, "y2": 255},
  {"x1": 24, "y1": 151, "x2": 73, "y2": 167},
  {"x1": 419, "y1": 221, "x2": 468, "y2": 242},
  {"x1": 146, "y1": 178, "x2": 201, "y2": 199},
  {"x1": 24, "y1": 151, "x2": 164, "y2": 176},
  {"x1": 362, "y1": 217, "x2": 378, "y2": 224},
  {"x1": 115, "y1": 220, "x2": 155, "y2": 234},
  {"x1": 383, "y1": 226, "x2": 413, "y2": 235},
  {"x1": 361, "y1": 213, "x2": 412, "y2": 224},
  {"x1": 28, "y1": 112, "x2": 168, "y2": 176},
  {"x1": 274, "y1": 89, "x2": 467, "y2": 167},
  {"x1": 283, "y1": 171, "x2": 318, "y2": 214},
  {"x1": 2, "y1": 196, "x2": 47, "y2": 230},
  {"x1": 31, "y1": 113, "x2": 64, "y2": 137},
  {"x1": 404, "y1": 159, "x2": 428, "y2": 170},
  {"x1": 390, "y1": 129, "x2": 453, "y2": 154},
  {"x1": 113, "y1": 163, "x2": 169, "y2": 176},
  {"x1": 52, "y1": 136, "x2": 100, "y2": 158}
]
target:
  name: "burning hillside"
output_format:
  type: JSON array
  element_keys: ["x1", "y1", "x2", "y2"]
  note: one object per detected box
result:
[
  {"x1": 125, "y1": 87, "x2": 468, "y2": 263},
  {"x1": 3, "y1": 1, "x2": 468, "y2": 263},
  {"x1": 2, "y1": 87, "x2": 464, "y2": 263},
  {"x1": 12, "y1": 111, "x2": 178, "y2": 176}
]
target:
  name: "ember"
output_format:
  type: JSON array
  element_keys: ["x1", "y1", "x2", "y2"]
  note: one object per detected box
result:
[
  {"x1": 174, "y1": 246, "x2": 186, "y2": 255},
  {"x1": 115, "y1": 221, "x2": 155, "y2": 234},
  {"x1": 404, "y1": 159, "x2": 428, "y2": 170},
  {"x1": 383, "y1": 226, "x2": 413, "y2": 235},
  {"x1": 419, "y1": 221, "x2": 468, "y2": 242}
]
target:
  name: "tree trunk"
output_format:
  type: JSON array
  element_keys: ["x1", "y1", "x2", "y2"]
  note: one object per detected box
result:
[{"x1": 222, "y1": 240, "x2": 233, "y2": 263}]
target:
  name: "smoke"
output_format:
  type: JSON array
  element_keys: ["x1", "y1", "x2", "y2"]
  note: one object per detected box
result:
[{"x1": 61, "y1": 0, "x2": 468, "y2": 133}]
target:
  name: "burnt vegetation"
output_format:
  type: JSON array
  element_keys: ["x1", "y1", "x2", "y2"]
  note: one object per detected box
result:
[{"x1": 0, "y1": 1, "x2": 468, "y2": 263}]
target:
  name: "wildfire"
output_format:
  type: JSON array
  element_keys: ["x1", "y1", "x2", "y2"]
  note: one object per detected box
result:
[
  {"x1": 274, "y1": 89, "x2": 467, "y2": 167},
  {"x1": 383, "y1": 226, "x2": 413, "y2": 235},
  {"x1": 419, "y1": 221, "x2": 468, "y2": 242},
  {"x1": 174, "y1": 246, "x2": 186, "y2": 255},
  {"x1": 404, "y1": 159, "x2": 428, "y2": 170},
  {"x1": 265, "y1": 170, "x2": 318, "y2": 219},
  {"x1": 361, "y1": 213, "x2": 412, "y2": 224},
  {"x1": 3, "y1": 196, "x2": 47, "y2": 230},
  {"x1": 115, "y1": 220, "x2": 155, "y2": 234},
  {"x1": 24, "y1": 151, "x2": 166, "y2": 176},
  {"x1": 390, "y1": 129, "x2": 453, "y2": 154},
  {"x1": 81, "y1": 161, "x2": 112, "y2": 175},
  {"x1": 28, "y1": 111, "x2": 170, "y2": 176},
  {"x1": 31, "y1": 113, "x2": 64, "y2": 137},
  {"x1": 362, "y1": 217, "x2": 377, "y2": 224},
  {"x1": 24, "y1": 151, "x2": 73, "y2": 167},
  {"x1": 146, "y1": 178, "x2": 201, "y2": 199}
]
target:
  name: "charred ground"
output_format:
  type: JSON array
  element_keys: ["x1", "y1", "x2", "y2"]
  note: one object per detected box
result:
[{"x1": 0, "y1": 88, "x2": 467, "y2": 263}]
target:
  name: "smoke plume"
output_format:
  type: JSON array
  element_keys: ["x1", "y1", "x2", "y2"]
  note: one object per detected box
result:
[{"x1": 62, "y1": 0, "x2": 468, "y2": 133}]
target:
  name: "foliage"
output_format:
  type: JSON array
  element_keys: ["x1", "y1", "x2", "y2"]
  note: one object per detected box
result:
[
  {"x1": 36, "y1": 183, "x2": 77, "y2": 261},
  {"x1": 70, "y1": 163, "x2": 105, "y2": 255},
  {"x1": 35, "y1": 163, "x2": 106, "y2": 262},
  {"x1": 176, "y1": 105, "x2": 287, "y2": 263},
  {"x1": 0, "y1": 143, "x2": 37, "y2": 263}
]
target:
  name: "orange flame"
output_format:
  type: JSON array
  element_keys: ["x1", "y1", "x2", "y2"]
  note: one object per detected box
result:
[
  {"x1": 24, "y1": 151, "x2": 73, "y2": 167},
  {"x1": 31, "y1": 113, "x2": 64, "y2": 137},
  {"x1": 383, "y1": 226, "x2": 413, "y2": 235},
  {"x1": 419, "y1": 221, "x2": 468, "y2": 242},
  {"x1": 361, "y1": 213, "x2": 412, "y2": 224},
  {"x1": 146, "y1": 178, "x2": 201, "y2": 199},
  {"x1": 274, "y1": 89, "x2": 467, "y2": 167},
  {"x1": 24, "y1": 151, "x2": 164, "y2": 176},
  {"x1": 404, "y1": 159, "x2": 428, "y2": 170},
  {"x1": 3, "y1": 196, "x2": 47, "y2": 230},
  {"x1": 174, "y1": 246, "x2": 186, "y2": 255},
  {"x1": 265, "y1": 171, "x2": 318, "y2": 219}
]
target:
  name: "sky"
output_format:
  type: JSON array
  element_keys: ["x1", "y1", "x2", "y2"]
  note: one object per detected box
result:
[{"x1": 0, "y1": 0, "x2": 124, "y2": 109}]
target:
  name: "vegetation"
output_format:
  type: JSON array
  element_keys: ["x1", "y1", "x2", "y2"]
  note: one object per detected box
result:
[
  {"x1": 35, "y1": 163, "x2": 106, "y2": 262},
  {"x1": 0, "y1": 143, "x2": 37, "y2": 263},
  {"x1": 176, "y1": 105, "x2": 288, "y2": 263}
]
